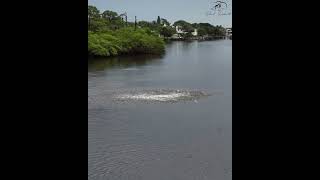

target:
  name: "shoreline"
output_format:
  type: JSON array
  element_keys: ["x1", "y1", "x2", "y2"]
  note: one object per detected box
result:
[
  {"x1": 89, "y1": 39, "x2": 231, "y2": 59},
  {"x1": 164, "y1": 36, "x2": 231, "y2": 41}
]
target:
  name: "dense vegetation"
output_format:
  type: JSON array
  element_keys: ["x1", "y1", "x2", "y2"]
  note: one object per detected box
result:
[
  {"x1": 88, "y1": 28, "x2": 165, "y2": 56},
  {"x1": 88, "y1": 5, "x2": 227, "y2": 57},
  {"x1": 88, "y1": 6, "x2": 165, "y2": 57}
]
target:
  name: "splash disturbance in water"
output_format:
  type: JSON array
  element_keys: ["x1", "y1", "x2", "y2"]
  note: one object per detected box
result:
[{"x1": 112, "y1": 89, "x2": 218, "y2": 103}]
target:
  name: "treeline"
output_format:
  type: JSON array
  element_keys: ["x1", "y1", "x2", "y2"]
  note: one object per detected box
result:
[
  {"x1": 137, "y1": 18, "x2": 226, "y2": 39},
  {"x1": 88, "y1": 5, "x2": 226, "y2": 57},
  {"x1": 88, "y1": 6, "x2": 165, "y2": 57}
]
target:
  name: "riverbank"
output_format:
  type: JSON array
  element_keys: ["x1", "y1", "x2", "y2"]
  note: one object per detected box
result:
[
  {"x1": 88, "y1": 31, "x2": 231, "y2": 58},
  {"x1": 88, "y1": 28, "x2": 165, "y2": 57},
  {"x1": 164, "y1": 36, "x2": 230, "y2": 41},
  {"x1": 88, "y1": 5, "x2": 229, "y2": 58},
  {"x1": 88, "y1": 34, "x2": 231, "y2": 59}
]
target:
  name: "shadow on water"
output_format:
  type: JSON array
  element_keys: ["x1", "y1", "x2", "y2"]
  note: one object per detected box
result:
[{"x1": 88, "y1": 54, "x2": 164, "y2": 72}]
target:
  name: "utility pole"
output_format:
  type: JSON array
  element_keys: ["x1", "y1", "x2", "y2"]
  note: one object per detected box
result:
[
  {"x1": 124, "y1": 12, "x2": 127, "y2": 27},
  {"x1": 134, "y1": 16, "x2": 137, "y2": 30},
  {"x1": 88, "y1": 15, "x2": 91, "y2": 30},
  {"x1": 120, "y1": 12, "x2": 128, "y2": 27}
]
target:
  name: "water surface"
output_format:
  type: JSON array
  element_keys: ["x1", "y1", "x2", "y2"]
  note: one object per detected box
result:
[{"x1": 88, "y1": 40, "x2": 232, "y2": 180}]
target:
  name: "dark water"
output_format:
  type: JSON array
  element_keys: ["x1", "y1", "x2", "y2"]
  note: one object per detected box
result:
[{"x1": 88, "y1": 40, "x2": 232, "y2": 180}]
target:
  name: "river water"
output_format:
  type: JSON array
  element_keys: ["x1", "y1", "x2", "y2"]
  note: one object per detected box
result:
[{"x1": 88, "y1": 40, "x2": 232, "y2": 180}]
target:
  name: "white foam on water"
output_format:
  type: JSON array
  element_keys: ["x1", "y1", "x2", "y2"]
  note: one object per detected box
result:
[
  {"x1": 111, "y1": 89, "x2": 215, "y2": 103},
  {"x1": 115, "y1": 92, "x2": 189, "y2": 102},
  {"x1": 122, "y1": 68, "x2": 139, "y2": 71}
]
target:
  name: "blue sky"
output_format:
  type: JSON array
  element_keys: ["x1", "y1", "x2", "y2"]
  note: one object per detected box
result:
[{"x1": 88, "y1": 0, "x2": 232, "y2": 27}]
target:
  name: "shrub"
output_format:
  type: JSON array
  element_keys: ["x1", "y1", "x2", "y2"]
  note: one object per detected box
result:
[{"x1": 88, "y1": 28, "x2": 165, "y2": 57}]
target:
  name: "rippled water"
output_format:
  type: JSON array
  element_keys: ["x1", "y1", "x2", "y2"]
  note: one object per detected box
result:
[{"x1": 88, "y1": 40, "x2": 232, "y2": 180}]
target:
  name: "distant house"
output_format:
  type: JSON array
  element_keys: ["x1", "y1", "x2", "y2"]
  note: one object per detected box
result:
[
  {"x1": 174, "y1": 25, "x2": 198, "y2": 36},
  {"x1": 191, "y1": 29, "x2": 198, "y2": 36},
  {"x1": 175, "y1": 25, "x2": 186, "y2": 34},
  {"x1": 169, "y1": 25, "x2": 198, "y2": 38},
  {"x1": 226, "y1": 27, "x2": 232, "y2": 37},
  {"x1": 168, "y1": 25, "x2": 184, "y2": 39}
]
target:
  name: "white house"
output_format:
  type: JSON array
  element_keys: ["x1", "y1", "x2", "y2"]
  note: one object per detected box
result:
[
  {"x1": 175, "y1": 25, "x2": 186, "y2": 34},
  {"x1": 175, "y1": 25, "x2": 198, "y2": 36},
  {"x1": 169, "y1": 24, "x2": 198, "y2": 38},
  {"x1": 226, "y1": 27, "x2": 232, "y2": 36},
  {"x1": 191, "y1": 29, "x2": 198, "y2": 36}
]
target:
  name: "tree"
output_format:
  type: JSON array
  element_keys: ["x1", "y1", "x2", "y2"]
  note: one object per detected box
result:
[
  {"x1": 138, "y1": 21, "x2": 151, "y2": 28},
  {"x1": 101, "y1": 10, "x2": 125, "y2": 30},
  {"x1": 216, "y1": 25, "x2": 226, "y2": 36},
  {"x1": 91, "y1": 19, "x2": 110, "y2": 32},
  {"x1": 197, "y1": 28, "x2": 207, "y2": 36},
  {"x1": 157, "y1": 16, "x2": 161, "y2": 24},
  {"x1": 173, "y1": 20, "x2": 194, "y2": 33},
  {"x1": 102, "y1": 10, "x2": 119, "y2": 21},
  {"x1": 198, "y1": 23, "x2": 214, "y2": 28},
  {"x1": 88, "y1": 5, "x2": 100, "y2": 18},
  {"x1": 191, "y1": 23, "x2": 216, "y2": 36},
  {"x1": 138, "y1": 21, "x2": 161, "y2": 32},
  {"x1": 160, "y1": 18, "x2": 170, "y2": 26},
  {"x1": 88, "y1": 6, "x2": 109, "y2": 32},
  {"x1": 160, "y1": 26, "x2": 176, "y2": 38}
]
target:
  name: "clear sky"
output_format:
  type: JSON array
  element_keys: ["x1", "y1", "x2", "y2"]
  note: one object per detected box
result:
[{"x1": 88, "y1": 0, "x2": 232, "y2": 27}]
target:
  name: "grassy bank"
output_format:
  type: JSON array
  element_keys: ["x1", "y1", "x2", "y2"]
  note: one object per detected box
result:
[{"x1": 88, "y1": 28, "x2": 165, "y2": 57}]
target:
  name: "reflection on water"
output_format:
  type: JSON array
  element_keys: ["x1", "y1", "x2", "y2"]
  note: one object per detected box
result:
[
  {"x1": 88, "y1": 40, "x2": 232, "y2": 180},
  {"x1": 88, "y1": 54, "x2": 164, "y2": 72}
]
